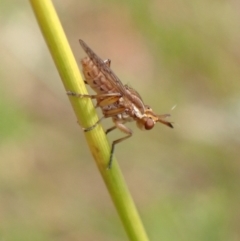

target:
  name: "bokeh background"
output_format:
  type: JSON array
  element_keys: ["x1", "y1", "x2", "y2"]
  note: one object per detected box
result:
[{"x1": 1, "y1": 1, "x2": 240, "y2": 240}]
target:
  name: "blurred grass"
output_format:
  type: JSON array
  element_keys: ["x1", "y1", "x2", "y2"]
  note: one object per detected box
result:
[
  {"x1": 0, "y1": 0, "x2": 240, "y2": 240},
  {"x1": 0, "y1": 97, "x2": 30, "y2": 141}
]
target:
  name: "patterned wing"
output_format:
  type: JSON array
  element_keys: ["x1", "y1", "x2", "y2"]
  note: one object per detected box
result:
[
  {"x1": 79, "y1": 39, "x2": 146, "y2": 111},
  {"x1": 79, "y1": 39, "x2": 128, "y2": 96}
]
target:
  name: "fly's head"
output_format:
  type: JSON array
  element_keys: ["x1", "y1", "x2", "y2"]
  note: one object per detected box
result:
[{"x1": 136, "y1": 105, "x2": 173, "y2": 130}]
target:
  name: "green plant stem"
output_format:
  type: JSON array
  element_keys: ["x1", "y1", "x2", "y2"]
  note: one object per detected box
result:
[{"x1": 30, "y1": 1, "x2": 150, "y2": 240}]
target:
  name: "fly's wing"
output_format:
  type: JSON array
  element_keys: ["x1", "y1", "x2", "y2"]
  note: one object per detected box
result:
[
  {"x1": 79, "y1": 39, "x2": 129, "y2": 97},
  {"x1": 124, "y1": 85, "x2": 145, "y2": 111},
  {"x1": 79, "y1": 39, "x2": 146, "y2": 112}
]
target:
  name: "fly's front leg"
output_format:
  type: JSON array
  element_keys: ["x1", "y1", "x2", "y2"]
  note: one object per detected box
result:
[
  {"x1": 108, "y1": 121, "x2": 132, "y2": 169},
  {"x1": 105, "y1": 126, "x2": 117, "y2": 135}
]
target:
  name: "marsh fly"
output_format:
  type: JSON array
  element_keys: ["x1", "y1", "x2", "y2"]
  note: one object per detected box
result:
[{"x1": 67, "y1": 39, "x2": 173, "y2": 168}]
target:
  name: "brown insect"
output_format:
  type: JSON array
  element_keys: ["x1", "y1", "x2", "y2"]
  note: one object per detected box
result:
[{"x1": 67, "y1": 39, "x2": 173, "y2": 168}]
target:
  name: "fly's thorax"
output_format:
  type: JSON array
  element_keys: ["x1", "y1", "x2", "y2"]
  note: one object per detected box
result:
[
  {"x1": 81, "y1": 57, "x2": 115, "y2": 94},
  {"x1": 132, "y1": 104, "x2": 144, "y2": 119},
  {"x1": 124, "y1": 85, "x2": 145, "y2": 112}
]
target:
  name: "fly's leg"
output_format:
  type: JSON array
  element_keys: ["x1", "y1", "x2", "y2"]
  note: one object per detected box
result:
[
  {"x1": 67, "y1": 91, "x2": 120, "y2": 99},
  {"x1": 67, "y1": 91, "x2": 121, "y2": 109},
  {"x1": 90, "y1": 109, "x2": 132, "y2": 169},
  {"x1": 83, "y1": 116, "x2": 105, "y2": 132},
  {"x1": 105, "y1": 126, "x2": 117, "y2": 135},
  {"x1": 67, "y1": 91, "x2": 121, "y2": 131},
  {"x1": 108, "y1": 121, "x2": 132, "y2": 169},
  {"x1": 67, "y1": 90, "x2": 122, "y2": 100},
  {"x1": 67, "y1": 91, "x2": 97, "y2": 99}
]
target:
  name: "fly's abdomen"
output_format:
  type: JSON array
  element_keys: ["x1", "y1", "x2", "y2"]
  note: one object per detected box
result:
[{"x1": 81, "y1": 57, "x2": 116, "y2": 94}]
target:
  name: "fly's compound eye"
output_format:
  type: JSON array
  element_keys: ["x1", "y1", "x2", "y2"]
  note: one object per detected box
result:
[{"x1": 144, "y1": 118, "x2": 155, "y2": 130}]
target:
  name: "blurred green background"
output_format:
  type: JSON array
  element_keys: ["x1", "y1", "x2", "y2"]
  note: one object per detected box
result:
[{"x1": 1, "y1": 1, "x2": 240, "y2": 240}]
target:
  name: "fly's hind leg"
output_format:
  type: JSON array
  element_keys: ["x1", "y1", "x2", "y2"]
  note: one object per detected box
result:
[
  {"x1": 105, "y1": 126, "x2": 117, "y2": 135},
  {"x1": 108, "y1": 121, "x2": 132, "y2": 169}
]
